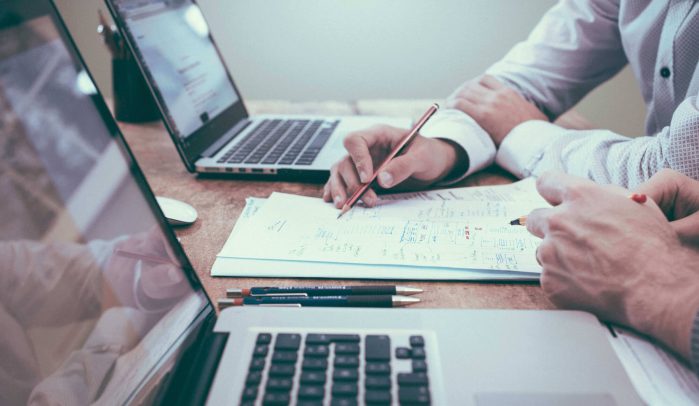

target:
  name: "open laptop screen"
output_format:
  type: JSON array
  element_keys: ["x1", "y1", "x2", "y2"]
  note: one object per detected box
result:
[
  {"x1": 0, "y1": 2, "x2": 209, "y2": 404},
  {"x1": 110, "y1": 0, "x2": 240, "y2": 141}
]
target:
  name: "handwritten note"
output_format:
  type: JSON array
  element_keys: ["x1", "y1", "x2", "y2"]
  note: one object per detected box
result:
[
  {"x1": 379, "y1": 177, "x2": 541, "y2": 203},
  {"x1": 217, "y1": 179, "x2": 547, "y2": 275}
]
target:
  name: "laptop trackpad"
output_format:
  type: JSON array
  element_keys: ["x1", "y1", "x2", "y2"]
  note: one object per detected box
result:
[{"x1": 475, "y1": 393, "x2": 616, "y2": 406}]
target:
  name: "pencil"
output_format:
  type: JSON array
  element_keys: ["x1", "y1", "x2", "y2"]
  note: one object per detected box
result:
[
  {"x1": 509, "y1": 216, "x2": 527, "y2": 226},
  {"x1": 217, "y1": 295, "x2": 420, "y2": 309},
  {"x1": 227, "y1": 285, "x2": 423, "y2": 297},
  {"x1": 337, "y1": 103, "x2": 440, "y2": 219},
  {"x1": 508, "y1": 193, "x2": 648, "y2": 226}
]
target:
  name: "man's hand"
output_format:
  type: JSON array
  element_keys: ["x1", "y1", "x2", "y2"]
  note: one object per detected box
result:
[
  {"x1": 447, "y1": 75, "x2": 548, "y2": 146},
  {"x1": 526, "y1": 171, "x2": 699, "y2": 362},
  {"x1": 323, "y1": 125, "x2": 466, "y2": 208},
  {"x1": 635, "y1": 169, "x2": 699, "y2": 245}
]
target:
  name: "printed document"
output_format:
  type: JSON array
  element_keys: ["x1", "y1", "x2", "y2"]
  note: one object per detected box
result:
[{"x1": 608, "y1": 327, "x2": 699, "y2": 405}]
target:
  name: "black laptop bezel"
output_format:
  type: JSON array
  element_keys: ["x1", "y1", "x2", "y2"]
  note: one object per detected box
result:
[
  {"x1": 104, "y1": 0, "x2": 250, "y2": 172},
  {"x1": 1, "y1": 1, "x2": 220, "y2": 403}
]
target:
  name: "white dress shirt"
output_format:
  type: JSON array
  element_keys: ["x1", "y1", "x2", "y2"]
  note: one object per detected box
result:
[{"x1": 420, "y1": 0, "x2": 699, "y2": 188}]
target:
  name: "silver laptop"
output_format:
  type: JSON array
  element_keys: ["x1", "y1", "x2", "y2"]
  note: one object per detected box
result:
[
  {"x1": 105, "y1": 0, "x2": 410, "y2": 180},
  {"x1": 0, "y1": 2, "x2": 641, "y2": 404}
]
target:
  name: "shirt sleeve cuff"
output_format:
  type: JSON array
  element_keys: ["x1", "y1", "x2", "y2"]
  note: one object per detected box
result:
[
  {"x1": 495, "y1": 120, "x2": 566, "y2": 178},
  {"x1": 419, "y1": 108, "x2": 496, "y2": 184},
  {"x1": 692, "y1": 309, "x2": 699, "y2": 374}
]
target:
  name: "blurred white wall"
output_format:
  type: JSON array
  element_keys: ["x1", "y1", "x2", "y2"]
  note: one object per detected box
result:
[{"x1": 56, "y1": 0, "x2": 647, "y2": 135}]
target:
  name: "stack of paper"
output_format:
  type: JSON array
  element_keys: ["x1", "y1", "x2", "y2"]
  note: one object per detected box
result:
[
  {"x1": 212, "y1": 178, "x2": 548, "y2": 280},
  {"x1": 609, "y1": 327, "x2": 699, "y2": 405}
]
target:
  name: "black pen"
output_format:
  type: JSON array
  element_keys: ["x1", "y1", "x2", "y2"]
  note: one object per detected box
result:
[
  {"x1": 226, "y1": 285, "x2": 423, "y2": 298},
  {"x1": 217, "y1": 295, "x2": 419, "y2": 309}
]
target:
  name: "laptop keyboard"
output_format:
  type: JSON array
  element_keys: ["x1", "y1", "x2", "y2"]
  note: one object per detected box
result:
[
  {"x1": 217, "y1": 119, "x2": 340, "y2": 166},
  {"x1": 240, "y1": 332, "x2": 432, "y2": 405}
]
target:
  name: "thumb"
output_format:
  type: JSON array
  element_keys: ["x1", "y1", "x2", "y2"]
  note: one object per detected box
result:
[
  {"x1": 671, "y1": 213, "x2": 699, "y2": 245},
  {"x1": 376, "y1": 155, "x2": 420, "y2": 189}
]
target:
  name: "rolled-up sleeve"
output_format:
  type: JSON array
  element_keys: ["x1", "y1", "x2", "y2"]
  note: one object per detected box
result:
[{"x1": 419, "y1": 109, "x2": 496, "y2": 183}]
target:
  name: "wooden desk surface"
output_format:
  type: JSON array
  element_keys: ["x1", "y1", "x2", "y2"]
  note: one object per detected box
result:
[{"x1": 119, "y1": 100, "x2": 553, "y2": 310}]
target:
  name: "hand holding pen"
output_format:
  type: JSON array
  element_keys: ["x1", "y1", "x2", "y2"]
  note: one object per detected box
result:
[
  {"x1": 323, "y1": 104, "x2": 465, "y2": 210},
  {"x1": 336, "y1": 104, "x2": 440, "y2": 218}
]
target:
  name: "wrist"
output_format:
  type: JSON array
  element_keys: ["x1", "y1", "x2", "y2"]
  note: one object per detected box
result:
[
  {"x1": 632, "y1": 248, "x2": 699, "y2": 361},
  {"x1": 433, "y1": 139, "x2": 468, "y2": 183},
  {"x1": 656, "y1": 280, "x2": 699, "y2": 361}
]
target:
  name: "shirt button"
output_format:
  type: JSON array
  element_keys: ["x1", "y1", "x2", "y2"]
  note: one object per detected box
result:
[{"x1": 660, "y1": 67, "x2": 671, "y2": 78}]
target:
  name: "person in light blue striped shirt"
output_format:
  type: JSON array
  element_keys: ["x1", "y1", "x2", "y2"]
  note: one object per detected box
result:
[{"x1": 525, "y1": 169, "x2": 699, "y2": 375}]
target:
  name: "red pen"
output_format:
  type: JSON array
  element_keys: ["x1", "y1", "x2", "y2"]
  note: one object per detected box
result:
[
  {"x1": 337, "y1": 103, "x2": 440, "y2": 219},
  {"x1": 628, "y1": 193, "x2": 647, "y2": 203}
]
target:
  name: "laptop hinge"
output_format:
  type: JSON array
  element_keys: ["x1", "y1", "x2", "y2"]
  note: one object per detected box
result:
[
  {"x1": 201, "y1": 119, "x2": 251, "y2": 159},
  {"x1": 156, "y1": 314, "x2": 229, "y2": 405}
]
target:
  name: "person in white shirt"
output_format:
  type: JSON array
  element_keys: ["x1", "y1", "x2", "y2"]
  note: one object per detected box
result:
[{"x1": 322, "y1": 0, "x2": 699, "y2": 208}]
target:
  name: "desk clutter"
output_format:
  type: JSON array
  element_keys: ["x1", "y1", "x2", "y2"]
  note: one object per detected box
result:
[{"x1": 213, "y1": 178, "x2": 548, "y2": 280}]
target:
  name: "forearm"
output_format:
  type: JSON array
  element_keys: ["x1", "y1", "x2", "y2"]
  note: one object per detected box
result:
[
  {"x1": 500, "y1": 124, "x2": 663, "y2": 187},
  {"x1": 621, "y1": 242, "x2": 699, "y2": 367},
  {"x1": 692, "y1": 311, "x2": 699, "y2": 374},
  {"x1": 419, "y1": 108, "x2": 495, "y2": 184},
  {"x1": 486, "y1": 0, "x2": 626, "y2": 120},
  {"x1": 645, "y1": 275, "x2": 699, "y2": 368},
  {"x1": 497, "y1": 96, "x2": 699, "y2": 188}
]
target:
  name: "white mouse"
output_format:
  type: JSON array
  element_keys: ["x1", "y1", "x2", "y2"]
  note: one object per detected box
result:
[{"x1": 156, "y1": 196, "x2": 198, "y2": 226}]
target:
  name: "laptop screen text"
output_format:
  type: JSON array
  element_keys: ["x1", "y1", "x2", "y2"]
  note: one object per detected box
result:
[{"x1": 112, "y1": 0, "x2": 239, "y2": 141}]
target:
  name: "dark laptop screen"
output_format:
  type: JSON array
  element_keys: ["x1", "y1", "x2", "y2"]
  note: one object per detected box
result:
[
  {"x1": 0, "y1": 3, "x2": 209, "y2": 405},
  {"x1": 110, "y1": 0, "x2": 240, "y2": 141}
]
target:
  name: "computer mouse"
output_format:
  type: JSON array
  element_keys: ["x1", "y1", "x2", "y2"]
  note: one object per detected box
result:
[{"x1": 156, "y1": 196, "x2": 198, "y2": 226}]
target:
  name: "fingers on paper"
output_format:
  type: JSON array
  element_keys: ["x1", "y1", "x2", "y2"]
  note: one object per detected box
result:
[
  {"x1": 535, "y1": 171, "x2": 593, "y2": 206},
  {"x1": 360, "y1": 189, "x2": 378, "y2": 207},
  {"x1": 525, "y1": 208, "x2": 553, "y2": 239},
  {"x1": 338, "y1": 159, "x2": 377, "y2": 207},
  {"x1": 328, "y1": 167, "x2": 348, "y2": 208},
  {"x1": 322, "y1": 184, "x2": 331, "y2": 202}
]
